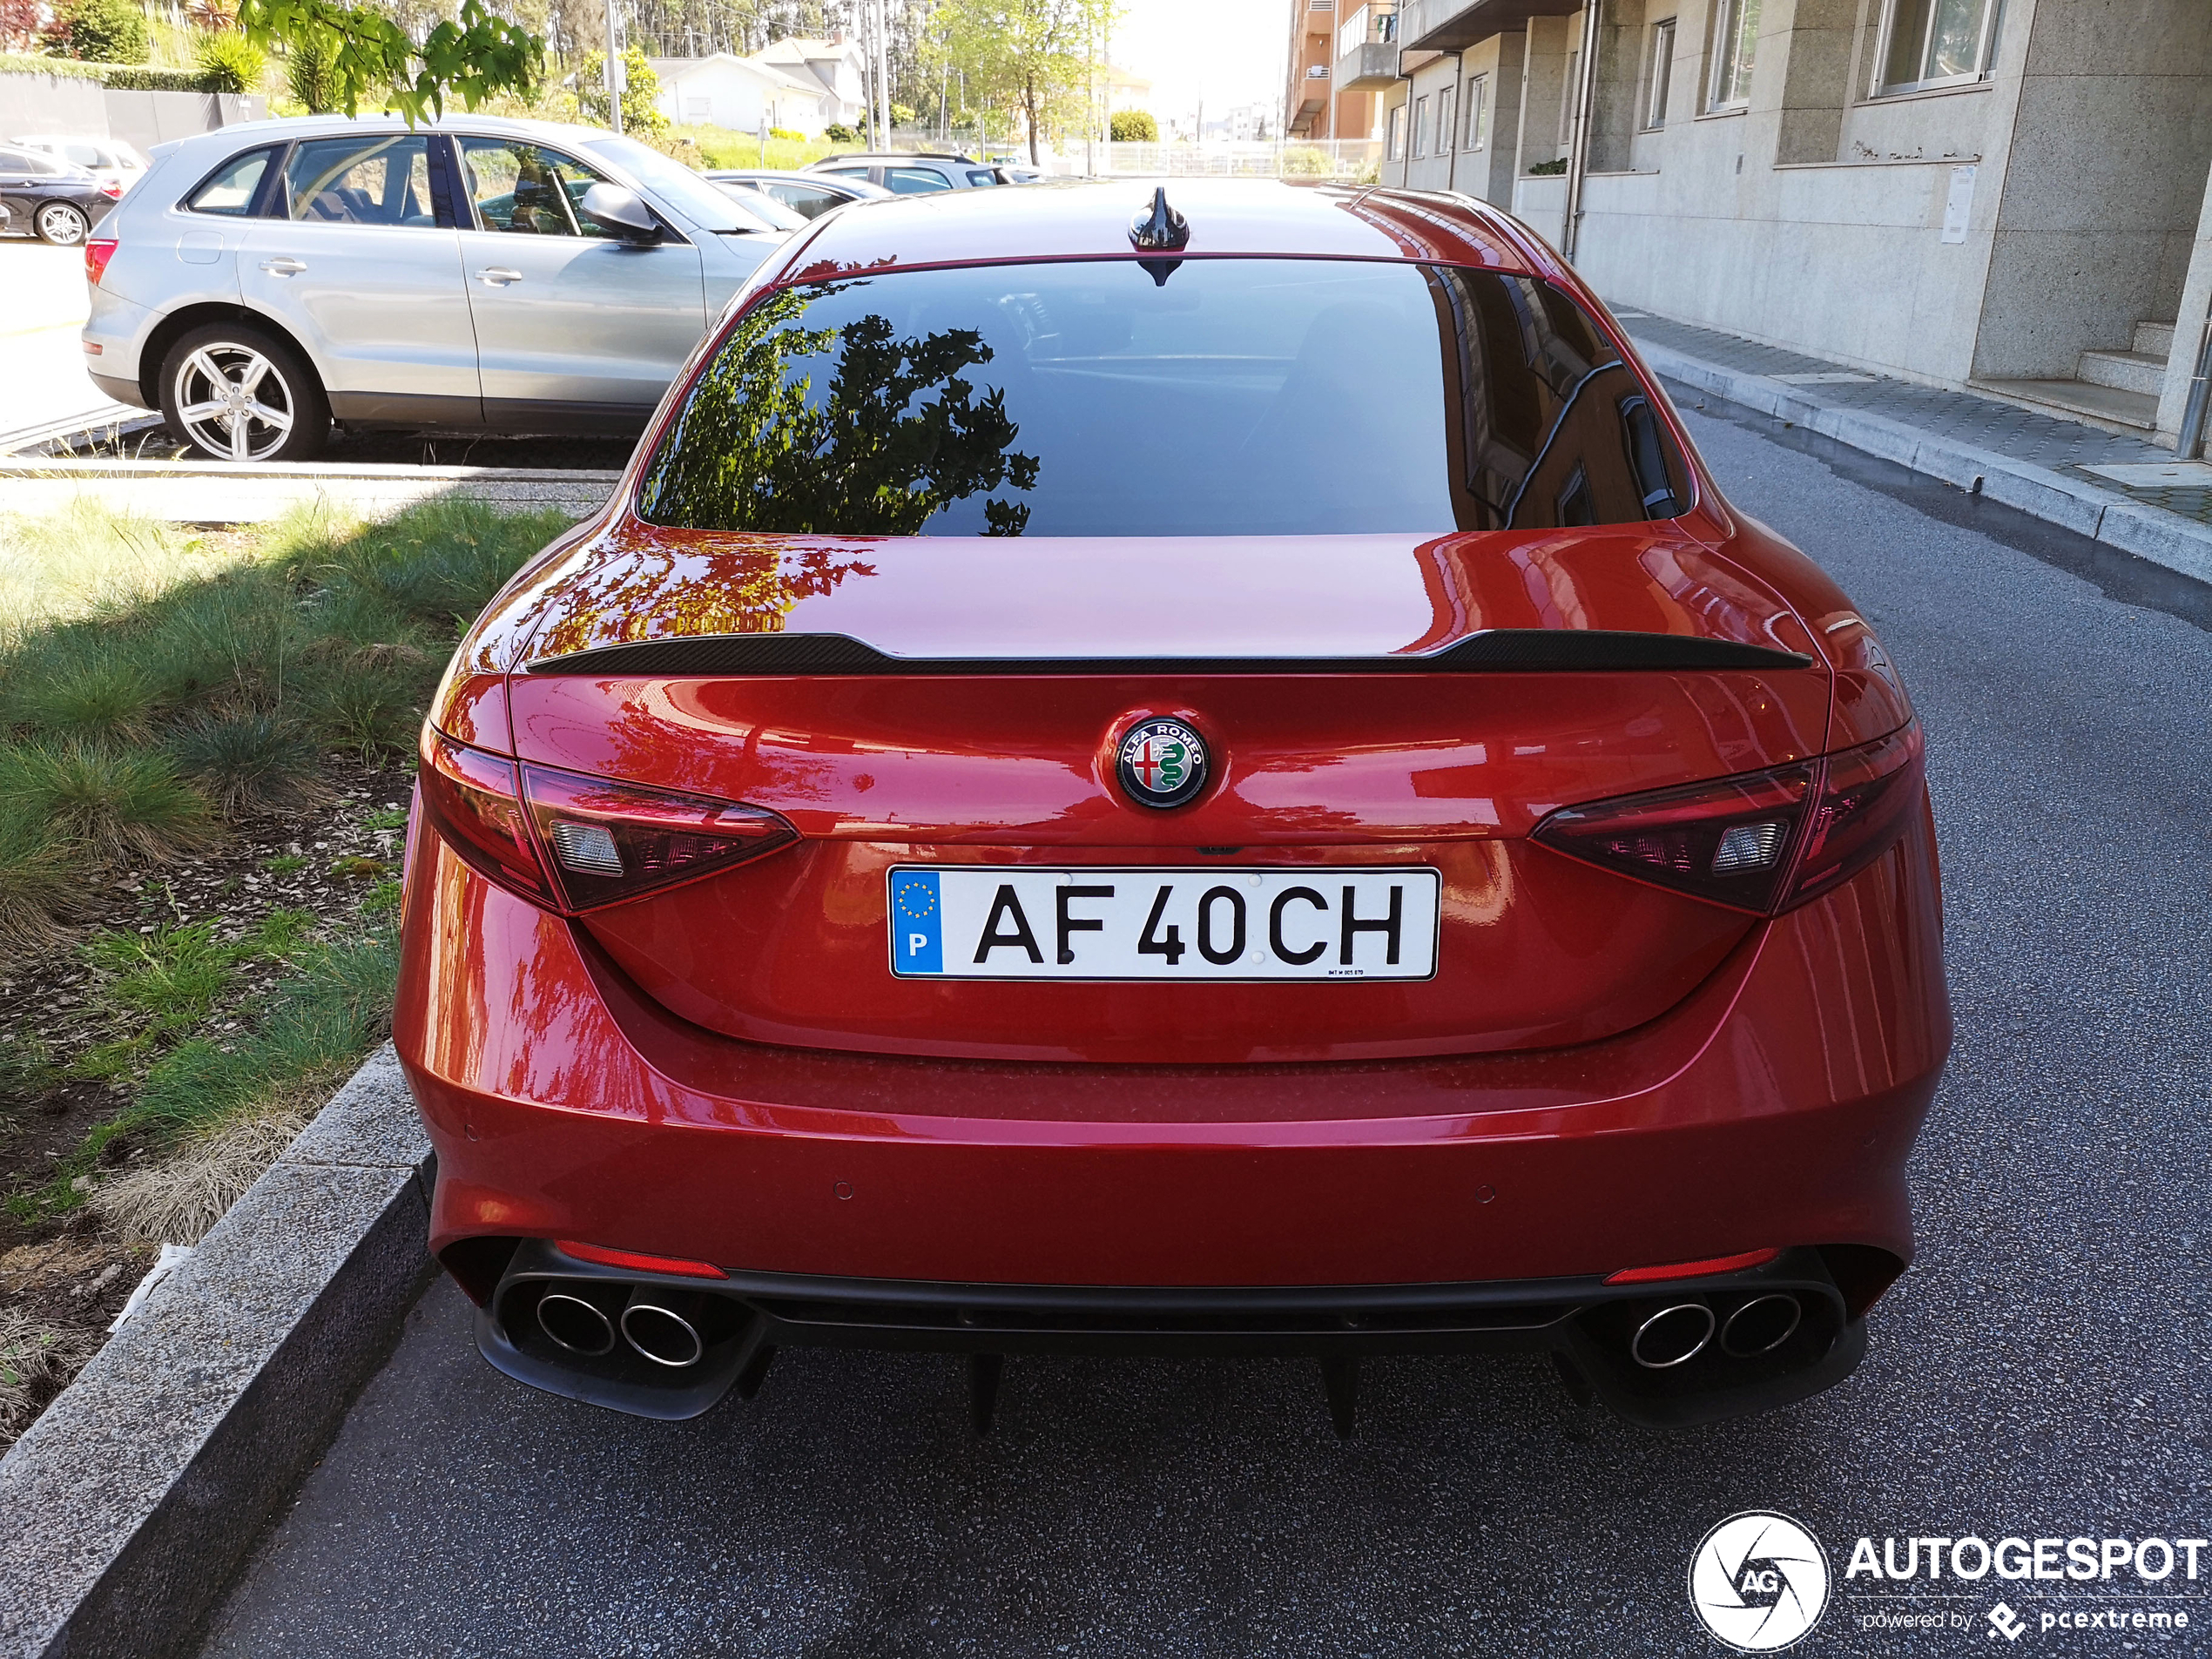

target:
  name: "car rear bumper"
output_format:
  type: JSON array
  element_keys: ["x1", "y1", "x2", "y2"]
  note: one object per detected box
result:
[{"x1": 395, "y1": 806, "x2": 1949, "y2": 1421}]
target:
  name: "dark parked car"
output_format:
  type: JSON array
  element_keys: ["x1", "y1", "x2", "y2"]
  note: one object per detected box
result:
[
  {"x1": 0, "y1": 145, "x2": 112, "y2": 245},
  {"x1": 705, "y1": 167, "x2": 892, "y2": 219}
]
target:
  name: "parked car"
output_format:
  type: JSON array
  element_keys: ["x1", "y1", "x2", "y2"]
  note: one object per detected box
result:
[
  {"x1": 10, "y1": 133, "x2": 149, "y2": 198},
  {"x1": 0, "y1": 145, "x2": 112, "y2": 246},
  {"x1": 806, "y1": 151, "x2": 1011, "y2": 193},
  {"x1": 705, "y1": 166, "x2": 892, "y2": 219},
  {"x1": 397, "y1": 179, "x2": 1949, "y2": 1436},
  {"x1": 80, "y1": 115, "x2": 792, "y2": 462}
]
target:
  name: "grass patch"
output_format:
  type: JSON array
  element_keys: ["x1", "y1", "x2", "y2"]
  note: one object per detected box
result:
[
  {"x1": 0, "y1": 496, "x2": 567, "y2": 1237},
  {"x1": 0, "y1": 1310, "x2": 98, "y2": 1444}
]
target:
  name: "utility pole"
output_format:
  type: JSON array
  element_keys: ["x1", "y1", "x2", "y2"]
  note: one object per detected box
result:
[
  {"x1": 876, "y1": 0, "x2": 893, "y2": 148},
  {"x1": 604, "y1": 0, "x2": 624, "y2": 134}
]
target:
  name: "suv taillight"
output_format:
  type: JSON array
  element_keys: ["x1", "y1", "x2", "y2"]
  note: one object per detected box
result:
[
  {"x1": 1532, "y1": 720, "x2": 1924, "y2": 914},
  {"x1": 417, "y1": 728, "x2": 798, "y2": 913},
  {"x1": 84, "y1": 238, "x2": 118, "y2": 287}
]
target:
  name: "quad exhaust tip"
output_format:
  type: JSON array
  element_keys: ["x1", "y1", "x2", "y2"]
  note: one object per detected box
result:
[
  {"x1": 1630, "y1": 1302, "x2": 1716, "y2": 1369},
  {"x1": 620, "y1": 1296, "x2": 705, "y2": 1369},
  {"x1": 1721, "y1": 1292, "x2": 1803, "y2": 1358},
  {"x1": 536, "y1": 1291, "x2": 617, "y2": 1357}
]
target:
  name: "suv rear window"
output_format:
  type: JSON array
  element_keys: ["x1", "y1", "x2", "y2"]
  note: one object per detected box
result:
[
  {"x1": 637, "y1": 257, "x2": 1689, "y2": 537},
  {"x1": 185, "y1": 146, "x2": 275, "y2": 216}
]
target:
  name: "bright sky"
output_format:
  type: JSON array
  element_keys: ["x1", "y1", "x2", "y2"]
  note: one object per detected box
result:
[{"x1": 1110, "y1": 0, "x2": 1288, "y2": 125}]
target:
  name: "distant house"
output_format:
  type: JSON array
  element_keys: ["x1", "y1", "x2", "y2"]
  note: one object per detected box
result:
[
  {"x1": 649, "y1": 53, "x2": 831, "y2": 135},
  {"x1": 747, "y1": 37, "x2": 869, "y2": 130}
]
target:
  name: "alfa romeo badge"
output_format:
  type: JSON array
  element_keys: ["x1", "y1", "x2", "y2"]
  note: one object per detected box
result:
[{"x1": 1116, "y1": 718, "x2": 1209, "y2": 810}]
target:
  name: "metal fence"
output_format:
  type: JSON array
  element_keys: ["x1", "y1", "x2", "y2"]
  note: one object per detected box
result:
[{"x1": 1038, "y1": 140, "x2": 1386, "y2": 182}]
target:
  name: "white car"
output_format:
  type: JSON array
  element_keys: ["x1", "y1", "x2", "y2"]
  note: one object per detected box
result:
[
  {"x1": 10, "y1": 133, "x2": 148, "y2": 199},
  {"x1": 82, "y1": 114, "x2": 793, "y2": 461}
]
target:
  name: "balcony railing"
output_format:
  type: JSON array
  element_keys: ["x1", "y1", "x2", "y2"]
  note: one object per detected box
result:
[{"x1": 1338, "y1": 3, "x2": 1397, "y2": 60}]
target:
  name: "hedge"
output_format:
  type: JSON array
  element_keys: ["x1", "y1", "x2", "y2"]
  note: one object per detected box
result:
[{"x1": 0, "y1": 55, "x2": 228, "y2": 91}]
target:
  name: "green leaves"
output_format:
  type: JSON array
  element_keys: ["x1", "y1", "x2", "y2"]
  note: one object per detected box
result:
[{"x1": 237, "y1": 0, "x2": 541, "y2": 125}]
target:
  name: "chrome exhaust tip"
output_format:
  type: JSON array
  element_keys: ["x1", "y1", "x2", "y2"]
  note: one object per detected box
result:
[
  {"x1": 1721, "y1": 1292, "x2": 1803, "y2": 1358},
  {"x1": 621, "y1": 1296, "x2": 705, "y2": 1369},
  {"x1": 536, "y1": 1290, "x2": 617, "y2": 1357},
  {"x1": 1630, "y1": 1302, "x2": 1715, "y2": 1369}
]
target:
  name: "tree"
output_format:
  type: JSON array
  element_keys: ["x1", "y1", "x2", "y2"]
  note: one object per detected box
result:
[
  {"x1": 576, "y1": 46, "x2": 664, "y2": 134},
  {"x1": 0, "y1": 0, "x2": 43, "y2": 51},
  {"x1": 45, "y1": 0, "x2": 149, "y2": 63},
  {"x1": 235, "y1": 0, "x2": 543, "y2": 125},
  {"x1": 934, "y1": 0, "x2": 1116, "y2": 166},
  {"x1": 1109, "y1": 109, "x2": 1155, "y2": 143},
  {"x1": 285, "y1": 31, "x2": 341, "y2": 111},
  {"x1": 193, "y1": 29, "x2": 266, "y2": 92}
]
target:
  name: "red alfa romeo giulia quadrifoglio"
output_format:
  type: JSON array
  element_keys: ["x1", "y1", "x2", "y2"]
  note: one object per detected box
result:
[{"x1": 395, "y1": 181, "x2": 1949, "y2": 1434}]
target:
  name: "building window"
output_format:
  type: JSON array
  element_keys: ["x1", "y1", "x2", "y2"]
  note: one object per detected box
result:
[
  {"x1": 1875, "y1": 0, "x2": 2002, "y2": 93},
  {"x1": 1464, "y1": 74, "x2": 1487, "y2": 150},
  {"x1": 1436, "y1": 85, "x2": 1454, "y2": 159},
  {"x1": 1708, "y1": 0, "x2": 1760, "y2": 109},
  {"x1": 1413, "y1": 94, "x2": 1429, "y2": 157},
  {"x1": 1645, "y1": 18, "x2": 1676, "y2": 126},
  {"x1": 1386, "y1": 104, "x2": 1405, "y2": 160}
]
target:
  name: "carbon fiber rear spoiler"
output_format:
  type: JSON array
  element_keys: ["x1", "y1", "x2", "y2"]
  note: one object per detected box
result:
[{"x1": 523, "y1": 630, "x2": 1812, "y2": 677}]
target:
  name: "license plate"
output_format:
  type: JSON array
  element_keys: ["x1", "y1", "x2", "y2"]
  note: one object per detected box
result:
[{"x1": 887, "y1": 867, "x2": 1440, "y2": 981}]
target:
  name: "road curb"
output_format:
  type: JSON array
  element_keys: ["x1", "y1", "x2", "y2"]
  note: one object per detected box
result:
[
  {"x1": 1638, "y1": 340, "x2": 2212, "y2": 589},
  {"x1": 0, "y1": 1044, "x2": 435, "y2": 1659}
]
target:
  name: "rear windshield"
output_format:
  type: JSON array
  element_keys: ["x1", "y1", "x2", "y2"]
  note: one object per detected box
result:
[{"x1": 637, "y1": 257, "x2": 1689, "y2": 536}]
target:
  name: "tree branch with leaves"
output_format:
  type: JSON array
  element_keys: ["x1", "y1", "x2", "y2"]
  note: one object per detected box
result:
[{"x1": 236, "y1": 0, "x2": 543, "y2": 124}]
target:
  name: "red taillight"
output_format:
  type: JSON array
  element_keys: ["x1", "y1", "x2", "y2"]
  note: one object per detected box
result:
[
  {"x1": 415, "y1": 726, "x2": 798, "y2": 913},
  {"x1": 84, "y1": 238, "x2": 118, "y2": 287},
  {"x1": 522, "y1": 760, "x2": 796, "y2": 911},
  {"x1": 417, "y1": 729, "x2": 553, "y2": 905},
  {"x1": 99, "y1": 179, "x2": 123, "y2": 199},
  {"x1": 1533, "y1": 719, "x2": 1924, "y2": 915}
]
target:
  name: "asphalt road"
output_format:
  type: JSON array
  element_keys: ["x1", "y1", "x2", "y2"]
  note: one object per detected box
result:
[{"x1": 195, "y1": 400, "x2": 2212, "y2": 1658}]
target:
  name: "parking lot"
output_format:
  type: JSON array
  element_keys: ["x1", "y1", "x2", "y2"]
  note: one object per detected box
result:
[{"x1": 184, "y1": 397, "x2": 2212, "y2": 1659}]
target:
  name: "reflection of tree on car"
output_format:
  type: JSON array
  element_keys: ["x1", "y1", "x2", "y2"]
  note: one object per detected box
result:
[{"x1": 640, "y1": 281, "x2": 1041, "y2": 536}]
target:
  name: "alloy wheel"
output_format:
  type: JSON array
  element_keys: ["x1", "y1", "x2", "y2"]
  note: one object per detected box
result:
[
  {"x1": 35, "y1": 202, "x2": 89, "y2": 246},
  {"x1": 172, "y1": 343, "x2": 297, "y2": 462}
]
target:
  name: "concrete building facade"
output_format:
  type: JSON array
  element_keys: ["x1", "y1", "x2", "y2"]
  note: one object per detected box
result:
[{"x1": 1359, "y1": 0, "x2": 2212, "y2": 450}]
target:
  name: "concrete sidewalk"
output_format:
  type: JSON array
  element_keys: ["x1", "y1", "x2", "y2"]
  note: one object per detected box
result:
[
  {"x1": 0, "y1": 457, "x2": 617, "y2": 523},
  {"x1": 1619, "y1": 311, "x2": 2212, "y2": 587}
]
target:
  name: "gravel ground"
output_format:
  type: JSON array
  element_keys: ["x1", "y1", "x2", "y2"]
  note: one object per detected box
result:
[{"x1": 192, "y1": 400, "x2": 2212, "y2": 1658}]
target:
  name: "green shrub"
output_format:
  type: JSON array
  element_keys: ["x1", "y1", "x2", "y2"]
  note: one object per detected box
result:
[
  {"x1": 3, "y1": 650, "x2": 161, "y2": 740},
  {"x1": 283, "y1": 31, "x2": 339, "y2": 113},
  {"x1": 99, "y1": 64, "x2": 201, "y2": 89},
  {"x1": 769, "y1": 126, "x2": 802, "y2": 142},
  {"x1": 1280, "y1": 145, "x2": 1332, "y2": 177},
  {"x1": 1527, "y1": 157, "x2": 1568, "y2": 176},
  {"x1": 823, "y1": 122, "x2": 858, "y2": 144},
  {"x1": 165, "y1": 712, "x2": 321, "y2": 815},
  {"x1": 1109, "y1": 110, "x2": 1157, "y2": 144},
  {"x1": 44, "y1": 0, "x2": 147, "y2": 63},
  {"x1": 190, "y1": 27, "x2": 262, "y2": 93},
  {"x1": 0, "y1": 741, "x2": 214, "y2": 864}
]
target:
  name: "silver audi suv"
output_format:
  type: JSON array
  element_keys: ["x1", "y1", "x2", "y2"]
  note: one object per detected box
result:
[{"x1": 83, "y1": 114, "x2": 792, "y2": 461}]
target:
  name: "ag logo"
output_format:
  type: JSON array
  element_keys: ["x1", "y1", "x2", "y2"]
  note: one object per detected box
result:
[
  {"x1": 1116, "y1": 718, "x2": 1208, "y2": 810},
  {"x1": 1689, "y1": 1512, "x2": 1831, "y2": 1652}
]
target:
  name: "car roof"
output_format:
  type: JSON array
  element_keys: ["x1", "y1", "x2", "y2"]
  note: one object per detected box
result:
[
  {"x1": 768, "y1": 179, "x2": 1543, "y2": 284},
  {"x1": 708, "y1": 168, "x2": 873, "y2": 186},
  {"x1": 146, "y1": 111, "x2": 637, "y2": 162},
  {"x1": 808, "y1": 153, "x2": 988, "y2": 170}
]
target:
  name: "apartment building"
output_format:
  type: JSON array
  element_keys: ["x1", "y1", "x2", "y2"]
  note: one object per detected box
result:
[
  {"x1": 1360, "y1": 0, "x2": 2212, "y2": 449},
  {"x1": 1285, "y1": 0, "x2": 1384, "y2": 139}
]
